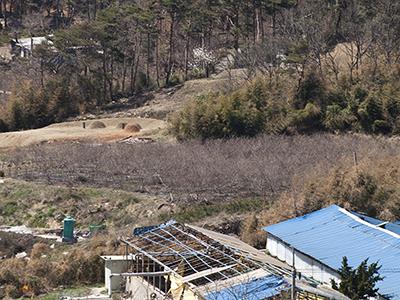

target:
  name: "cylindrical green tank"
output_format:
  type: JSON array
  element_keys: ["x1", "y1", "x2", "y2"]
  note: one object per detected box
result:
[{"x1": 63, "y1": 216, "x2": 75, "y2": 242}]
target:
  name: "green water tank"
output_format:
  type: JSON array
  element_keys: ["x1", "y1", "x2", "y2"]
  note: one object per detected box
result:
[{"x1": 63, "y1": 216, "x2": 75, "y2": 242}]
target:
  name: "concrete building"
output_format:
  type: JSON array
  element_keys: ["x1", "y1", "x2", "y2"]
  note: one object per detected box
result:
[{"x1": 264, "y1": 205, "x2": 400, "y2": 300}]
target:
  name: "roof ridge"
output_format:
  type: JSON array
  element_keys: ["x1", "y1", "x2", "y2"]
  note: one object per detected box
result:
[{"x1": 339, "y1": 207, "x2": 400, "y2": 239}]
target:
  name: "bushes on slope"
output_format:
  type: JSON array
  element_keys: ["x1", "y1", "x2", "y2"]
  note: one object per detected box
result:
[{"x1": 172, "y1": 68, "x2": 400, "y2": 140}]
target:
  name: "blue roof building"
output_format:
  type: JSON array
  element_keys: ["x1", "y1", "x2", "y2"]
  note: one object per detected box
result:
[{"x1": 263, "y1": 205, "x2": 400, "y2": 299}]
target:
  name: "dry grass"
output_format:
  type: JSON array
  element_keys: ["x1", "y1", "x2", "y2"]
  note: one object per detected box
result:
[
  {"x1": 128, "y1": 69, "x2": 248, "y2": 119},
  {"x1": 0, "y1": 235, "x2": 123, "y2": 298},
  {"x1": 0, "y1": 117, "x2": 167, "y2": 149},
  {"x1": 260, "y1": 152, "x2": 400, "y2": 228}
]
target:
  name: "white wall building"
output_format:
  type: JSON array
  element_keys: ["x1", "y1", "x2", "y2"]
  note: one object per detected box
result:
[{"x1": 263, "y1": 205, "x2": 400, "y2": 299}]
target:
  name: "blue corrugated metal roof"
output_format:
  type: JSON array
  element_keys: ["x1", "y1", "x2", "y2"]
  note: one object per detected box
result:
[
  {"x1": 263, "y1": 205, "x2": 400, "y2": 299},
  {"x1": 350, "y1": 211, "x2": 383, "y2": 225},
  {"x1": 385, "y1": 223, "x2": 400, "y2": 235},
  {"x1": 205, "y1": 274, "x2": 290, "y2": 300},
  {"x1": 350, "y1": 211, "x2": 400, "y2": 235}
]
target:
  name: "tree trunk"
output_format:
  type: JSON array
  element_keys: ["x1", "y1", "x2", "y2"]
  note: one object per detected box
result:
[
  {"x1": 130, "y1": 36, "x2": 142, "y2": 94},
  {"x1": 272, "y1": 7, "x2": 276, "y2": 37},
  {"x1": 109, "y1": 52, "x2": 114, "y2": 100},
  {"x1": 166, "y1": 14, "x2": 175, "y2": 86},
  {"x1": 93, "y1": 0, "x2": 97, "y2": 20},
  {"x1": 260, "y1": 6, "x2": 264, "y2": 39},
  {"x1": 184, "y1": 31, "x2": 190, "y2": 81},
  {"x1": 1, "y1": 0, "x2": 5, "y2": 29},
  {"x1": 122, "y1": 55, "x2": 127, "y2": 93},
  {"x1": 40, "y1": 58, "x2": 44, "y2": 88},
  {"x1": 129, "y1": 51, "x2": 135, "y2": 94},
  {"x1": 234, "y1": 8, "x2": 240, "y2": 50},
  {"x1": 102, "y1": 50, "x2": 107, "y2": 105},
  {"x1": 155, "y1": 28, "x2": 160, "y2": 88},
  {"x1": 0, "y1": 0, "x2": 3, "y2": 30},
  {"x1": 146, "y1": 31, "x2": 151, "y2": 88},
  {"x1": 87, "y1": 0, "x2": 91, "y2": 21},
  {"x1": 56, "y1": 0, "x2": 61, "y2": 29}
]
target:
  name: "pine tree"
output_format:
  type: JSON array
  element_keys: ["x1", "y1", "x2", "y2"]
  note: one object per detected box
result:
[{"x1": 331, "y1": 256, "x2": 383, "y2": 300}]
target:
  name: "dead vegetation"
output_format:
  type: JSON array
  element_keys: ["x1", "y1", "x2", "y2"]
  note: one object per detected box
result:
[
  {"x1": 0, "y1": 235, "x2": 123, "y2": 298},
  {"x1": 261, "y1": 155, "x2": 400, "y2": 226},
  {"x1": 5, "y1": 134, "x2": 400, "y2": 204},
  {"x1": 0, "y1": 232, "x2": 49, "y2": 258}
]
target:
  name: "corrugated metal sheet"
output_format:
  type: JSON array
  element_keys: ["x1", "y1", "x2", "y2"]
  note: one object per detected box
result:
[
  {"x1": 263, "y1": 205, "x2": 400, "y2": 299},
  {"x1": 204, "y1": 274, "x2": 289, "y2": 300},
  {"x1": 350, "y1": 211, "x2": 383, "y2": 225},
  {"x1": 385, "y1": 223, "x2": 400, "y2": 235}
]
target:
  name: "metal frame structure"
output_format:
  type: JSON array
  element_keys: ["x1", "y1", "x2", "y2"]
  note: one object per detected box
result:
[{"x1": 120, "y1": 220, "x2": 290, "y2": 299}]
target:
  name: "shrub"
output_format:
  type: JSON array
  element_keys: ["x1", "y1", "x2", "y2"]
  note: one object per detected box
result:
[
  {"x1": 293, "y1": 71, "x2": 327, "y2": 109},
  {"x1": 240, "y1": 214, "x2": 266, "y2": 249},
  {"x1": 2, "y1": 79, "x2": 79, "y2": 131},
  {"x1": 171, "y1": 79, "x2": 268, "y2": 140},
  {"x1": 30, "y1": 243, "x2": 49, "y2": 260},
  {"x1": 324, "y1": 105, "x2": 355, "y2": 132},
  {"x1": 289, "y1": 103, "x2": 323, "y2": 133},
  {"x1": 357, "y1": 95, "x2": 384, "y2": 133},
  {"x1": 372, "y1": 119, "x2": 391, "y2": 134},
  {"x1": 0, "y1": 118, "x2": 8, "y2": 132}
]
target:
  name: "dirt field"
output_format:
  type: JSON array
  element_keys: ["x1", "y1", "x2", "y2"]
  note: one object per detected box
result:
[{"x1": 0, "y1": 117, "x2": 167, "y2": 149}]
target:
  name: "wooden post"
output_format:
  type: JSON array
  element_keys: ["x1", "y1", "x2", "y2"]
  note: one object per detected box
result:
[
  {"x1": 353, "y1": 151, "x2": 358, "y2": 166},
  {"x1": 82, "y1": 122, "x2": 86, "y2": 129}
]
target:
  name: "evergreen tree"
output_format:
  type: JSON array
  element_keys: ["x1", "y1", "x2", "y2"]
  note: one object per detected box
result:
[{"x1": 331, "y1": 256, "x2": 383, "y2": 300}]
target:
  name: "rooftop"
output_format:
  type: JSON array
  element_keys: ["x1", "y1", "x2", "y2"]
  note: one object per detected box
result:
[
  {"x1": 122, "y1": 220, "x2": 290, "y2": 299},
  {"x1": 263, "y1": 205, "x2": 400, "y2": 299}
]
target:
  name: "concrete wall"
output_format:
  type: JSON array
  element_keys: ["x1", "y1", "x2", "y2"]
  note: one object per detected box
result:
[
  {"x1": 103, "y1": 258, "x2": 129, "y2": 295},
  {"x1": 267, "y1": 235, "x2": 340, "y2": 284},
  {"x1": 125, "y1": 276, "x2": 166, "y2": 300}
]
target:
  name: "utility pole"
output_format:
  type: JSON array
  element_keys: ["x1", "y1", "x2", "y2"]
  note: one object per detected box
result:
[{"x1": 291, "y1": 246, "x2": 296, "y2": 300}]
